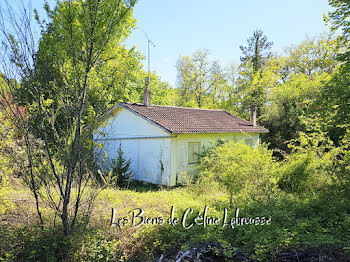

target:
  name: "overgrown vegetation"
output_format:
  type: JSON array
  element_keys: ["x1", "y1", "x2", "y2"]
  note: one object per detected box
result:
[
  {"x1": 1, "y1": 153, "x2": 349, "y2": 261},
  {"x1": 1, "y1": 120, "x2": 349, "y2": 260},
  {"x1": 199, "y1": 141, "x2": 278, "y2": 206},
  {"x1": 0, "y1": 0, "x2": 349, "y2": 261}
]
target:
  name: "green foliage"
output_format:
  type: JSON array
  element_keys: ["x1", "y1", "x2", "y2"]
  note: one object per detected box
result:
[
  {"x1": 260, "y1": 34, "x2": 340, "y2": 152},
  {"x1": 75, "y1": 231, "x2": 122, "y2": 261},
  {"x1": 15, "y1": 2, "x2": 174, "y2": 153},
  {"x1": 0, "y1": 111, "x2": 24, "y2": 214},
  {"x1": 173, "y1": 33, "x2": 341, "y2": 154},
  {"x1": 0, "y1": 0, "x2": 141, "y2": 236},
  {"x1": 338, "y1": 129, "x2": 350, "y2": 185},
  {"x1": 0, "y1": 223, "x2": 123, "y2": 262},
  {"x1": 236, "y1": 29, "x2": 274, "y2": 122},
  {"x1": 129, "y1": 188, "x2": 350, "y2": 261},
  {"x1": 312, "y1": 63, "x2": 350, "y2": 144},
  {"x1": 110, "y1": 143, "x2": 132, "y2": 188},
  {"x1": 176, "y1": 50, "x2": 231, "y2": 109},
  {"x1": 14, "y1": 0, "x2": 138, "y2": 147},
  {"x1": 1, "y1": 3, "x2": 349, "y2": 261},
  {"x1": 200, "y1": 140, "x2": 278, "y2": 205},
  {"x1": 325, "y1": 0, "x2": 350, "y2": 61},
  {"x1": 278, "y1": 116, "x2": 341, "y2": 194},
  {"x1": 0, "y1": 176, "x2": 14, "y2": 216},
  {"x1": 1, "y1": 180, "x2": 350, "y2": 261},
  {"x1": 277, "y1": 152, "x2": 314, "y2": 193},
  {"x1": 240, "y1": 29, "x2": 273, "y2": 73},
  {"x1": 283, "y1": 33, "x2": 339, "y2": 76},
  {"x1": 0, "y1": 225, "x2": 72, "y2": 262},
  {"x1": 134, "y1": 71, "x2": 178, "y2": 106},
  {"x1": 261, "y1": 72, "x2": 332, "y2": 153},
  {"x1": 238, "y1": 57, "x2": 281, "y2": 114}
]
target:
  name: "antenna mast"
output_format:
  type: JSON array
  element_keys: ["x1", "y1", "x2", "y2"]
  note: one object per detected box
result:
[
  {"x1": 144, "y1": 32, "x2": 155, "y2": 79},
  {"x1": 143, "y1": 32, "x2": 155, "y2": 107}
]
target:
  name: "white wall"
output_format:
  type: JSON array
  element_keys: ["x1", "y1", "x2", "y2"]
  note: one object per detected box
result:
[
  {"x1": 94, "y1": 107, "x2": 173, "y2": 185},
  {"x1": 94, "y1": 106, "x2": 169, "y2": 139}
]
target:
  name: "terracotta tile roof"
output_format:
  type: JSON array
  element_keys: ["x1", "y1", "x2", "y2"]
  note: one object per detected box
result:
[{"x1": 118, "y1": 102, "x2": 268, "y2": 134}]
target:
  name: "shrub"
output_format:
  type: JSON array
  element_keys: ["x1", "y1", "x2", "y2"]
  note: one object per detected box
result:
[
  {"x1": 0, "y1": 225, "x2": 71, "y2": 262},
  {"x1": 74, "y1": 231, "x2": 122, "y2": 261},
  {"x1": 199, "y1": 141, "x2": 278, "y2": 206},
  {"x1": 277, "y1": 152, "x2": 313, "y2": 193},
  {"x1": 278, "y1": 117, "x2": 342, "y2": 194},
  {"x1": 0, "y1": 175, "x2": 14, "y2": 216},
  {"x1": 110, "y1": 143, "x2": 132, "y2": 188}
]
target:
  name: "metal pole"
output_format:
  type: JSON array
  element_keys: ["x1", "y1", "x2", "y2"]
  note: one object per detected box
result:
[
  {"x1": 148, "y1": 39, "x2": 150, "y2": 79},
  {"x1": 143, "y1": 31, "x2": 155, "y2": 80}
]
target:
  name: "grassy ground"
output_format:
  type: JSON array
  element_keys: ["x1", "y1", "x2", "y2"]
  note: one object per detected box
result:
[{"x1": 1, "y1": 179, "x2": 350, "y2": 261}]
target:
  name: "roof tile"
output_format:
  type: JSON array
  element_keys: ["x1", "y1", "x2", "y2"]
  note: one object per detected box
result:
[{"x1": 119, "y1": 102, "x2": 268, "y2": 134}]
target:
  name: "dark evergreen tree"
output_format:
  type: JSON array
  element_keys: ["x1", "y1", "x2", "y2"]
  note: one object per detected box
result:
[
  {"x1": 110, "y1": 143, "x2": 132, "y2": 187},
  {"x1": 239, "y1": 29, "x2": 273, "y2": 122},
  {"x1": 240, "y1": 29, "x2": 273, "y2": 73}
]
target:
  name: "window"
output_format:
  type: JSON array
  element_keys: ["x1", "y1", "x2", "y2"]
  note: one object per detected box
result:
[
  {"x1": 188, "y1": 142, "x2": 200, "y2": 164},
  {"x1": 244, "y1": 138, "x2": 253, "y2": 147}
]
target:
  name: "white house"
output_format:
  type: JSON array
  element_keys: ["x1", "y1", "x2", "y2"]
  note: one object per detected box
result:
[{"x1": 94, "y1": 85, "x2": 268, "y2": 186}]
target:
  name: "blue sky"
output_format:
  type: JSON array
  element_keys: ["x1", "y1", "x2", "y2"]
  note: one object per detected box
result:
[
  {"x1": 31, "y1": 0, "x2": 332, "y2": 87},
  {"x1": 126, "y1": 0, "x2": 332, "y2": 87}
]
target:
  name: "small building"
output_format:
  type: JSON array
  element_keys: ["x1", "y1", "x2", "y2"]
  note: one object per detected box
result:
[{"x1": 94, "y1": 85, "x2": 268, "y2": 186}]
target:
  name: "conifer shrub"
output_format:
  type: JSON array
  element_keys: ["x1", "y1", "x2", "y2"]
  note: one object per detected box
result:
[{"x1": 110, "y1": 143, "x2": 132, "y2": 188}]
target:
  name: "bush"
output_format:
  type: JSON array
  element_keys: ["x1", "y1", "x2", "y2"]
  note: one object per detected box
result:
[
  {"x1": 0, "y1": 175, "x2": 15, "y2": 216},
  {"x1": 74, "y1": 231, "x2": 122, "y2": 261},
  {"x1": 0, "y1": 225, "x2": 71, "y2": 262},
  {"x1": 278, "y1": 118, "x2": 342, "y2": 194},
  {"x1": 277, "y1": 152, "x2": 314, "y2": 193},
  {"x1": 109, "y1": 143, "x2": 132, "y2": 188},
  {"x1": 199, "y1": 141, "x2": 278, "y2": 206}
]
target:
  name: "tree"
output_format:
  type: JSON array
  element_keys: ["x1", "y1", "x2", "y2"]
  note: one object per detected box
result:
[
  {"x1": 257, "y1": 34, "x2": 340, "y2": 153},
  {"x1": 236, "y1": 54, "x2": 281, "y2": 121},
  {"x1": 312, "y1": 63, "x2": 350, "y2": 144},
  {"x1": 110, "y1": 143, "x2": 132, "y2": 188},
  {"x1": 0, "y1": 0, "x2": 137, "y2": 235},
  {"x1": 176, "y1": 49, "x2": 228, "y2": 108},
  {"x1": 127, "y1": 70, "x2": 179, "y2": 106},
  {"x1": 277, "y1": 115, "x2": 343, "y2": 193},
  {"x1": 283, "y1": 33, "x2": 339, "y2": 77},
  {"x1": 261, "y1": 72, "x2": 332, "y2": 153},
  {"x1": 240, "y1": 29, "x2": 273, "y2": 73},
  {"x1": 12, "y1": 0, "x2": 139, "y2": 148},
  {"x1": 14, "y1": 9, "x2": 174, "y2": 144},
  {"x1": 239, "y1": 30, "x2": 273, "y2": 119},
  {"x1": 218, "y1": 63, "x2": 241, "y2": 114},
  {"x1": 316, "y1": 1, "x2": 350, "y2": 143},
  {"x1": 325, "y1": 0, "x2": 350, "y2": 61}
]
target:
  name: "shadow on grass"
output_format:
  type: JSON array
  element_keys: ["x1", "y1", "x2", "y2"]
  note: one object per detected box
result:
[{"x1": 126, "y1": 179, "x2": 175, "y2": 193}]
